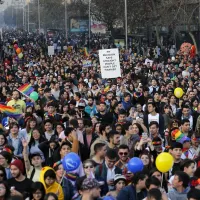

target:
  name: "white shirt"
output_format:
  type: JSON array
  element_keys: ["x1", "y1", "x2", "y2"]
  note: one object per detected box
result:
[
  {"x1": 148, "y1": 113, "x2": 159, "y2": 124},
  {"x1": 105, "y1": 162, "x2": 116, "y2": 191}
]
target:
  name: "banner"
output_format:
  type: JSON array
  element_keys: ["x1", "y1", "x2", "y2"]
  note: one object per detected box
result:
[
  {"x1": 99, "y1": 48, "x2": 121, "y2": 79},
  {"x1": 69, "y1": 18, "x2": 89, "y2": 32},
  {"x1": 48, "y1": 46, "x2": 54, "y2": 56},
  {"x1": 83, "y1": 60, "x2": 92, "y2": 67}
]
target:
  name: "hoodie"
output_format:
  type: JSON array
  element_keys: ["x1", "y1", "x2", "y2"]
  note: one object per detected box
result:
[
  {"x1": 39, "y1": 166, "x2": 64, "y2": 200},
  {"x1": 167, "y1": 187, "x2": 190, "y2": 200}
]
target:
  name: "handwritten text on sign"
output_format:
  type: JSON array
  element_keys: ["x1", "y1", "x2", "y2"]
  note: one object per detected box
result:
[{"x1": 99, "y1": 48, "x2": 121, "y2": 78}]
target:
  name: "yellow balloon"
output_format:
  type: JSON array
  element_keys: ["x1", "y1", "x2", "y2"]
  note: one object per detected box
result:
[
  {"x1": 174, "y1": 87, "x2": 184, "y2": 98},
  {"x1": 156, "y1": 152, "x2": 174, "y2": 173}
]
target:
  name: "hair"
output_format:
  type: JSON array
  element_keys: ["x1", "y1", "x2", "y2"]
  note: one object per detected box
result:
[
  {"x1": 147, "y1": 102, "x2": 156, "y2": 108},
  {"x1": 123, "y1": 122, "x2": 132, "y2": 131},
  {"x1": 187, "y1": 188, "x2": 200, "y2": 199},
  {"x1": 83, "y1": 159, "x2": 95, "y2": 168},
  {"x1": 181, "y1": 118, "x2": 190, "y2": 125},
  {"x1": 174, "y1": 171, "x2": 190, "y2": 188},
  {"x1": 30, "y1": 182, "x2": 46, "y2": 200},
  {"x1": 118, "y1": 144, "x2": 129, "y2": 152},
  {"x1": 149, "y1": 168, "x2": 161, "y2": 177},
  {"x1": 132, "y1": 172, "x2": 148, "y2": 185},
  {"x1": 0, "y1": 166, "x2": 7, "y2": 181},
  {"x1": 132, "y1": 123, "x2": 143, "y2": 136},
  {"x1": 26, "y1": 118, "x2": 37, "y2": 133},
  {"x1": 99, "y1": 124, "x2": 110, "y2": 135},
  {"x1": 44, "y1": 169, "x2": 56, "y2": 180},
  {"x1": 147, "y1": 188, "x2": 162, "y2": 200},
  {"x1": 44, "y1": 193, "x2": 58, "y2": 200},
  {"x1": 139, "y1": 150, "x2": 152, "y2": 170},
  {"x1": 145, "y1": 176, "x2": 160, "y2": 189},
  {"x1": 9, "y1": 122, "x2": 19, "y2": 130},
  {"x1": 149, "y1": 121, "x2": 159, "y2": 128},
  {"x1": 106, "y1": 149, "x2": 118, "y2": 160},
  {"x1": 54, "y1": 123, "x2": 65, "y2": 136},
  {"x1": 180, "y1": 159, "x2": 195, "y2": 171},
  {"x1": 182, "y1": 104, "x2": 190, "y2": 110},
  {"x1": 108, "y1": 130, "x2": 120, "y2": 141},
  {"x1": 69, "y1": 119, "x2": 79, "y2": 128},
  {"x1": 64, "y1": 127, "x2": 74, "y2": 137},
  {"x1": 75, "y1": 92, "x2": 81, "y2": 99},
  {"x1": 29, "y1": 128, "x2": 45, "y2": 148},
  {"x1": 0, "y1": 133, "x2": 7, "y2": 146},
  {"x1": 0, "y1": 181, "x2": 10, "y2": 199},
  {"x1": 94, "y1": 143, "x2": 106, "y2": 153}
]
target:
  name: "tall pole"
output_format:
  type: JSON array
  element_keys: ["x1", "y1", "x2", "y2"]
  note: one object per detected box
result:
[
  {"x1": 125, "y1": 0, "x2": 128, "y2": 49},
  {"x1": 89, "y1": 0, "x2": 91, "y2": 49},
  {"x1": 38, "y1": 0, "x2": 40, "y2": 33},
  {"x1": 64, "y1": 0, "x2": 67, "y2": 39},
  {"x1": 28, "y1": 1, "x2": 30, "y2": 32}
]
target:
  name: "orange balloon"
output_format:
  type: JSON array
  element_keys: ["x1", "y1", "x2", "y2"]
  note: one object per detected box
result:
[{"x1": 16, "y1": 48, "x2": 21, "y2": 54}]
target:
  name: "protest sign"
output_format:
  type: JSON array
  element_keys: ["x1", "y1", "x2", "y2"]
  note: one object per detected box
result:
[
  {"x1": 99, "y1": 48, "x2": 121, "y2": 78},
  {"x1": 48, "y1": 46, "x2": 54, "y2": 56},
  {"x1": 83, "y1": 60, "x2": 92, "y2": 67}
]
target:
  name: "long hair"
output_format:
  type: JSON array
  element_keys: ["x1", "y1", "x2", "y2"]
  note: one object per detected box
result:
[
  {"x1": 26, "y1": 118, "x2": 37, "y2": 133},
  {"x1": 30, "y1": 182, "x2": 46, "y2": 200},
  {"x1": 0, "y1": 166, "x2": 7, "y2": 181},
  {"x1": 0, "y1": 181, "x2": 10, "y2": 199},
  {"x1": 29, "y1": 128, "x2": 46, "y2": 148}
]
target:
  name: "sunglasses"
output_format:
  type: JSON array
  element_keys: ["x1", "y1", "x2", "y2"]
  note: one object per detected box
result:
[
  {"x1": 119, "y1": 152, "x2": 128, "y2": 156},
  {"x1": 0, "y1": 174, "x2": 4, "y2": 177},
  {"x1": 84, "y1": 165, "x2": 94, "y2": 169}
]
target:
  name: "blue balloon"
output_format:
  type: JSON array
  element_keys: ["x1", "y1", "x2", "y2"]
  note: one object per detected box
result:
[
  {"x1": 62, "y1": 152, "x2": 81, "y2": 172},
  {"x1": 127, "y1": 157, "x2": 144, "y2": 173}
]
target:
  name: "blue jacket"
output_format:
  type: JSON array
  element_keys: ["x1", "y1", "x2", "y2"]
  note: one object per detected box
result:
[
  {"x1": 117, "y1": 185, "x2": 147, "y2": 200},
  {"x1": 62, "y1": 177, "x2": 74, "y2": 200}
]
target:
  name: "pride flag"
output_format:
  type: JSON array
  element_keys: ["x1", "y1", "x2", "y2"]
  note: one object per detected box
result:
[
  {"x1": 0, "y1": 104, "x2": 22, "y2": 119},
  {"x1": 18, "y1": 83, "x2": 34, "y2": 96}
]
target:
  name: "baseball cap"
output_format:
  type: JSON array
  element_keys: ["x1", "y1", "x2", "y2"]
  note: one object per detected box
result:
[{"x1": 81, "y1": 178, "x2": 102, "y2": 190}]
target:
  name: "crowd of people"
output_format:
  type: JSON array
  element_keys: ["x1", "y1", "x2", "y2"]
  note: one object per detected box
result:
[{"x1": 0, "y1": 29, "x2": 199, "y2": 200}]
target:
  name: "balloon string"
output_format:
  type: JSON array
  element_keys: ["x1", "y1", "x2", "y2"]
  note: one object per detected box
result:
[
  {"x1": 56, "y1": 171, "x2": 66, "y2": 194},
  {"x1": 161, "y1": 173, "x2": 163, "y2": 188}
]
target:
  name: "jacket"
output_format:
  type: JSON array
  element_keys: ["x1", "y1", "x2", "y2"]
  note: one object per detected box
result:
[
  {"x1": 167, "y1": 187, "x2": 190, "y2": 200},
  {"x1": 62, "y1": 177, "x2": 74, "y2": 200},
  {"x1": 95, "y1": 162, "x2": 122, "y2": 195},
  {"x1": 117, "y1": 185, "x2": 147, "y2": 200},
  {"x1": 39, "y1": 166, "x2": 64, "y2": 200}
]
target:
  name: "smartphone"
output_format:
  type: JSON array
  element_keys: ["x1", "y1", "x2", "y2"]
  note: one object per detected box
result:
[{"x1": 142, "y1": 132, "x2": 148, "y2": 139}]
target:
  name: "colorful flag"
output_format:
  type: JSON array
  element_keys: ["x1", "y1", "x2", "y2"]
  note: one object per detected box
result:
[
  {"x1": 0, "y1": 104, "x2": 22, "y2": 119},
  {"x1": 18, "y1": 83, "x2": 34, "y2": 96}
]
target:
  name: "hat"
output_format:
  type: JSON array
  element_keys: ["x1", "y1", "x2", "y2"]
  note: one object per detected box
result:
[
  {"x1": 114, "y1": 174, "x2": 126, "y2": 185},
  {"x1": 78, "y1": 100, "x2": 86, "y2": 107},
  {"x1": 30, "y1": 153, "x2": 42, "y2": 160},
  {"x1": 81, "y1": 178, "x2": 102, "y2": 190},
  {"x1": 10, "y1": 159, "x2": 24, "y2": 174}
]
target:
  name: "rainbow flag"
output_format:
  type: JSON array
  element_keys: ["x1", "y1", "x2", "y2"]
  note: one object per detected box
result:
[
  {"x1": 0, "y1": 104, "x2": 22, "y2": 119},
  {"x1": 84, "y1": 47, "x2": 89, "y2": 57},
  {"x1": 18, "y1": 83, "x2": 34, "y2": 96}
]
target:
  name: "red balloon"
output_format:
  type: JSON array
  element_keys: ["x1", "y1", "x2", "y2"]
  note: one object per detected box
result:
[{"x1": 14, "y1": 44, "x2": 18, "y2": 49}]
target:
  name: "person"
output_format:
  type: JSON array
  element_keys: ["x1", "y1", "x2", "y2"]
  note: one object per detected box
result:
[
  {"x1": 106, "y1": 174, "x2": 126, "y2": 199},
  {"x1": 92, "y1": 143, "x2": 107, "y2": 165},
  {"x1": 6, "y1": 159, "x2": 33, "y2": 199},
  {"x1": 53, "y1": 161, "x2": 74, "y2": 200},
  {"x1": 0, "y1": 181, "x2": 10, "y2": 200},
  {"x1": 144, "y1": 102, "x2": 164, "y2": 136},
  {"x1": 76, "y1": 178, "x2": 101, "y2": 200},
  {"x1": 44, "y1": 193, "x2": 58, "y2": 200},
  {"x1": 167, "y1": 171, "x2": 190, "y2": 200},
  {"x1": 7, "y1": 90, "x2": 26, "y2": 114},
  {"x1": 22, "y1": 138, "x2": 43, "y2": 182},
  {"x1": 39, "y1": 167, "x2": 64, "y2": 200},
  {"x1": 117, "y1": 172, "x2": 148, "y2": 200},
  {"x1": 107, "y1": 130, "x2": 120, "y2": 150},
  {"x1": 187, "y1": 188, "x2": 200, "y2": 200},
  {"x1": 95, "y1": 149, "x2": 122, "y2": 194},
  {"x1": 30, "y1": 182, "x2": 46, "y2": 200},
  {"x1": 0, "y1": 149, "x2": 12, "y2": 179},
  {"x1": 0, "y1": 166, "x2": 7, "y2": 181},
  {"x1": 147, "y1": 188, "x2": 162, "y2": 200}
]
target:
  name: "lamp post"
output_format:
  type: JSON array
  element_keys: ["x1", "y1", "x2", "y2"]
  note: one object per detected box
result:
[
  {"x1": 89, "y1": 0, "x2": 91, "y2": 49},
  {"x1": 64, "y1": 0, "x2": 67, "y2": 39},
  {"x1": 28, "y1": 1, "x2": 30, "y2": 32},
  {"x1": 38, "y1": 0, "x2": 40, "y2": 33},
  {"x1": 125, "y1": 0, "x2": 128, "y2": 49}
]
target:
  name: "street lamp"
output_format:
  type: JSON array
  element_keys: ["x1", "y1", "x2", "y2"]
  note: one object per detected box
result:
[
  {"x1": 64, "y1": 0, "x2": 67, "y2": 39},
  {"x1": 89, "y1": 0, "x2": 91, "y2": 49},
  {"x1": 125, "y1": 0, "x2": 128, "y2": 49},
  {"x1": 38, "y1": 0, "x2": 40, "y2": 33}
]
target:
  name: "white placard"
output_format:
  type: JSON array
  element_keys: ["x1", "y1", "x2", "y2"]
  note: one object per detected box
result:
[
  {"x1": 99, "y1": 48, "x2": 121, "y2": 78},
  {"x1": 48, "y1": 46, "x2": 55, "y2": 56},
  {"x1": 145, "y1": 58, "x2": 153, "y2": 66}
]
